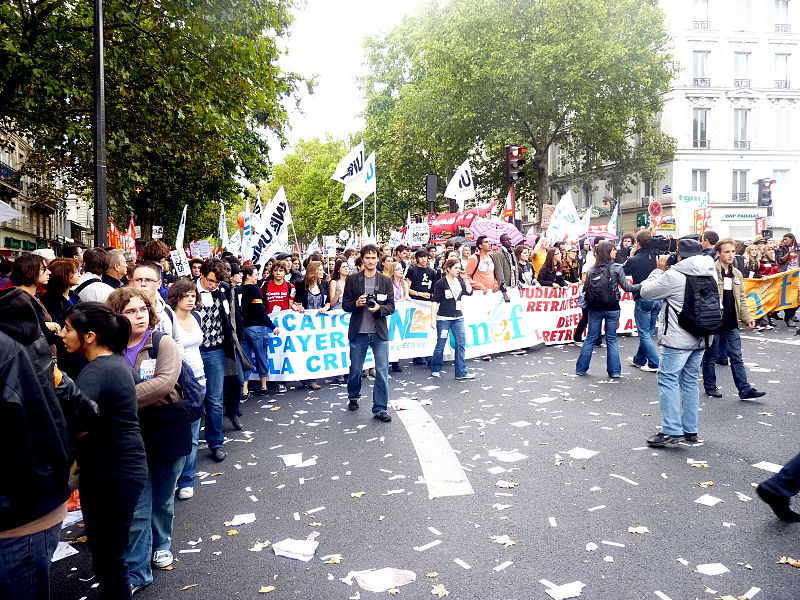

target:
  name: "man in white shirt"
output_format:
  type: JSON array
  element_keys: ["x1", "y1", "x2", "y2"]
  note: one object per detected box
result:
[
  {"x1": 74, "y1": 247, "x2": 114, "y2": 303},
  {"x1": 128, "y1": 260, "x2": 178, "y2": 341}
]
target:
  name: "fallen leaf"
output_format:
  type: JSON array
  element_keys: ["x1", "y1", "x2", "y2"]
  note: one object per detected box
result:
[
  {"x1": 269, "y1": 406, "x2": 281, "y2": 411},
  {"x1": 227, "y1": 529, "x2": 238, "y2": 536},
  {"x1": 627, "y1": 526, "x2": 651, "y2": 534},
  {"x1": 159, "y1": 564, "x2": 175, "y2": 571},
  {"x1": 259, "y1": 585, "x2": 276, "y2": 593},
  {"x1": 210, "y1": 472, "x2": 223, "y2": 477},
  {"x1": 778, "y1": 556, "x2": 800, "y2": 568},
  {"x1": 249, "y1": 541, "x2": 271, "y2": 552},
  {"x1": 492, "y1": 503, "x2": 512, "y2": 511},
  {"x1": 350, "y1": 491, "x2": 366, "y2": 498},
  {"x1": 431, "y1": 584, "x2": 449, "y2": 598},
  {"x1": 388, "y1": 589, "x2": 400, "y2": 596},
  {"x1": 323, "y1": 555, "x2": 342, "y2": 564},
  {"x1": 691, "y1": 463, "x2": 710, "y2": 468},
  {"x1": 698, "y1": 481, "x2": 715, "y2": 488},
  {"x1": 180, "y1": 584, "x2": 199, "y2": 591},
  {"x1": 210, "y1": 535, "x2": 221, "y2": 541},
  {"x1": 74, "y1": 536, "x2": 88, "y2": 543},
  {"x1": 491, "y1": 534, "x2": 516, "y2": 547},
  {"x1": 641, "y1": 413, "x2": 652, "y2": 416},
  {"x1": 426, "y1": 572, "x2": 439, "y2": 578},
  {"x1": 757, "y1": 411, "x2": 773, "y2": 416},
  {"x1": 713, "y1": 596, "x2": 738, "y2": 600},
  {"x1": 494, "y1": 480, "x2": 518, "y2": 489}
]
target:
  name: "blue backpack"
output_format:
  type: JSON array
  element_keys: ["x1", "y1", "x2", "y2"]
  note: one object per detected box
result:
[{"x1": 149, "y1": 331, "x2": 205, "y2": 420}]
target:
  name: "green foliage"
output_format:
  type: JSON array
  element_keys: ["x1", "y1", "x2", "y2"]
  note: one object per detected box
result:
[
  {"x1": 361, "y1": 0, "x2": 677, "y2": 225},
  {"x1": 0, "y1": 0, "x2": 306, "y2": 242}
]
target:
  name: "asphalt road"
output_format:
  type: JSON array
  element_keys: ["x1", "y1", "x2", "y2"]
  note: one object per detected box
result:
[{"x1": 52, "y1": 326, "x2": 799, "y2": 600}]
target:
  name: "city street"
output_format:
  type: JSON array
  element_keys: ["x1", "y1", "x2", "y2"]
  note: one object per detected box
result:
[{"x1": 53, "y1": 329, "x2": 799, "y2": 600}]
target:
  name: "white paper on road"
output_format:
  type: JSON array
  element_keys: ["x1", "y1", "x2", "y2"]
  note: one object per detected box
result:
[
  {"x1": 488, "y1": 449, "x2": 528, "y2": 463},
  {"x1": 412, "y1": 539, "x2": 441, "y2": 552},
  {"x1": 541, "y1": 579, "x2": 586, "y2": 600},
  {"x1": 51, "y1": 541, "x2": 78, "y2": 562},
  {"x1": 563, "y1": 447, "x2": 599, "y2": 460},
  {"x1": 743, "y1": 587, "x2": 762, "y2": 598},
  {"x1": 272, "y1": 532, "x2": 319, "y2": 562},
  {"x1": 654, "y1": 592, "x2": 674, "y2": 600},
  {"x1": 453, "y1": 558, "x2": 472, "y2": 569},
  {"x1": 61, "y1": 510, "x2": 83, "y2": 529},
  {"x1": 279, "y1": 452, "x2": 303, "y2": 466},
  {"x1": 695, "y1": 563, "x2": 730, "y2": 575},
  {"x1": 585, "y1": 542, "x2": 598, "y2": 551},
  {"x1": 228, "y1": 513, "x2": 256, "y2": 526},
  {"x1": 352, "y1": 568, "x2": 416, "y2": 592},
  {"x1": 510, "y1": 420, "x2": 532, "y2": 427},
  {"x1": 751, "y1": 461, "x2": 783, "y2": 473},
  {"x1": 609, "y1": 473, "x2": 639, "y2": 486},
  {"x1": 694, "y1": 494, "x2": 724, "y2": 507},
  {"x1": 493, "y1": 561, "x2": 513, "y2": 571}
]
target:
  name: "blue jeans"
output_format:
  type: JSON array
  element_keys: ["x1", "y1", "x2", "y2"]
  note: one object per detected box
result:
[
  {"x1": 347, "y1": 333, "x2": 389, "y2": 414},
  {"x1": 0, "y1": 522, "x2": 60, "y2": 600},
  {"x1": 701, "y1": 328, "x2": 751, "y2": 396},
  {"x1": 201, "y1": 347, "x2": 226, "y2": 449},
  {"x1": 127, "y1": 457, "x2": 184, "y2": 588},
  {"x1": 430, "y1": 318, "x2": 468, "y2": 378},
  {"x1": 177, "y1": 418, "x2": 202, "y2": 489},
  {"x1": 242, "y1": 326, "x2": 270, "y2": 379},
  {"x1": 632, "y1": 298, "x2": 661, "y2": 368},
  {"x1": 761, "y1": 451, "x2": 800, "y2": 498},
  {"x1": 576, "y1": 309, "x2": 621, "y2": 376},
  {"x1": 657, "y1": 346, "x2": 705, "y2": 436}
]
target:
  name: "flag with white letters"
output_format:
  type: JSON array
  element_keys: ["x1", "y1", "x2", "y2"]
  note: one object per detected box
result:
[{"x1": 444, "y1": 159, "x2": 476, "y2": 212}]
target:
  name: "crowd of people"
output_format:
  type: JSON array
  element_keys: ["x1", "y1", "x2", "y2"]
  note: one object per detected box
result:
[{"x1": 2, "y1": 229, "x2": 799, "y2": 600}]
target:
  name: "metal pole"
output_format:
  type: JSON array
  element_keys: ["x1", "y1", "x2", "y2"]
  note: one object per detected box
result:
[{"x1": 93, "y1": 0, "x2": 108, "y2": 247}]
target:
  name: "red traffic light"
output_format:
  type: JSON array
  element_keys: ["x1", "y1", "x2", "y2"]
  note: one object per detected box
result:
[{"x1": 509, "y1": 146, "x2": 527, "y2": 159}]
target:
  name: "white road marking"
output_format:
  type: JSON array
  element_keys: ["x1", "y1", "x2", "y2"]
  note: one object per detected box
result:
[
  {"x1": 741, "y1": 334, "x2": 800, "y2": 346},
  {"x1": 392, "y1": 402, "x2": 474, "y2": 499}
]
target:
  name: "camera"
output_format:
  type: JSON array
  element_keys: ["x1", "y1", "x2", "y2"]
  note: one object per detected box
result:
[
  {"x1": 366, "y1": 293, "x2": 378, "y2": 309},
  {"x1": 652, "y1": 236, "x2": 670, "y2": 253}
]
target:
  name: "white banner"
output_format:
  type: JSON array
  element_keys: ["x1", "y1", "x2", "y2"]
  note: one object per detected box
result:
[
  {"x1": 407, "y1": 222, "x2": 430, "y2": 246},
  {"x1": 227, "y1": 230, "x2": 241, "y2": 255},
  {"x1": 170, "y1": 249, "x2": 191, "y2": 277},
  {"x1": 388, "y1": 230, "x2": 404, "y2": 247},
  {"x1": 348, "y1": 150, "x2": 376, "y2": 201},
  {"x1": 332, "y1": 141, "x2": 366, "y2": 200},
  {"x1": 152, "y1": 225, "x2": 163, "y2": 239},
  {"x1": 251, "y1": 187, "x2": 291, "y2": 265},
  {"x1": 545, "y1": 191, "x2": 581, "y2": 243},
  {"x1": 444, "y1": 158, "x2": 476, "y2": 212},
  {"x1": 322, "y1": 235, "x2": 337, "y2": 257},
  {"x1": 251, "y1": 283, "x2": 637, "y2": 380}
]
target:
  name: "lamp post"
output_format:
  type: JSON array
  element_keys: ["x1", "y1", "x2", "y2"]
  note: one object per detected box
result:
[{"x1": 92, "y1": 0, "x2": 108, "y2": 247}]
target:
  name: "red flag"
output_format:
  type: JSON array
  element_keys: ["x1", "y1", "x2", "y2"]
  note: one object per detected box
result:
[
  {"x1": 108, "y1": 218, "x2": 121, "y2": 249},
  {"x1": 124, "y1": 217, "x2": 136, "y2": 253},
  {"x1": 502, "y1": 188, "x2": 514, "y2": 223}
]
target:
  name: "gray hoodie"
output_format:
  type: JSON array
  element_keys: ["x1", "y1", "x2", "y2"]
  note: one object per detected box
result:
[{"x1": 639, "y1": 255, "x2": 717, "y2": 350}]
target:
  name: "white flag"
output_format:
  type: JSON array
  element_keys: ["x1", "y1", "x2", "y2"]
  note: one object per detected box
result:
[
  {"x1": 175, "y1": 204, "x2": 188, "y2": 250},
  {"x1": 546, "y1": 191, "x2": 581, "y2": 243},
  {"x1": 218, "y1": 204, "x2": 229, "y2": 250},
  {"x1": 251, "y1": 187, "x2": 292, "y2": 265},
  {"x1": 578, "y1": 206, "x2": 592, "y2": 237},
  {"x1": 444, "y1": 159, "x2": 476, "y2": 211},
  {"x1": 607, "y1": 203, "x2": 619, "y2": 236},
  {"x1": 241, "y1": 199, "x2": 253, "y2": 261},
  {"x1": 227, "y1": 230, "x2": 241, "y2": 255},
  {"x1": 349, "y1": 151, "x2": 376, "y2": 201},
  {"x1": 348, "y1": 198, "x2": 364, "y2": 210},
  {"x1": 332, "y1": 141, "x2": 366, "y2": 200},
  {"x1": 252, "y1": 197, "x2": 264, "y2": 231}
]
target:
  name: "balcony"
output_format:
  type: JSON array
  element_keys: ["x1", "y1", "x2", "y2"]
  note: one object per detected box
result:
[
  {"x1": 693, "y1": 21, "x2": 711, "y2": 29},
  {"x1": 733, "y1": 140, "x2": 750, "y2": 150},
  {"x1": 693, "y1": 77, "x2": 711, "y2": 87},
  {"x1": 693, "y1": 139, "x2": 711, "y2": 149},
  {"x1": 0, "y1": 160, "x2": 22, "y2": 194},
  {"x1": 775, "y1": 24, "x2": 791, "y2": 33},
  {"x1": 731, "y1": 193, "x2": 750, "y2": 203},
  {"x1": 775, "y1": 80, "x2": 791, "y2": 89},
  {"x1": 734, "y1": 78, "x2": 751, "y2": 88}
]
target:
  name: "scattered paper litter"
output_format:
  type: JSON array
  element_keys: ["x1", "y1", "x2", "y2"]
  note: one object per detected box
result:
[
  {"x1": 735, "y1": 492, "x2": 751, "y2": 502},
  {"x1": 488, "y1": 449, "x2": 528, "y2": 463},
  {"x1": 51, "y1": 542, "x2": 79, "y2": 562},
  {"x1": 586, "y1": 542, "x2": 598, "y2": 551},
  {"x1": 272, "y1": 532, "x2": 320, "y2": 562},
  {"x1": 563, "y1": 447, "x2": 599, "y2": 460},
  {"x1": 225, "y1": 513, "x2": 256, "y2": 527},
  {"x1": 453, "y1": 558, "x2": 471, "y2": 569},
  {"x1": 413, "y1": 540, "x2": 442, "y2": 552},
  {"x1": 628, "y1": 526, "x2": 650, "y2": 534},
  {"x1": 695, "y1": 562, "x2": 730, "y2": 576},
  {"x1": 742, "y1": 587, "x2": 761, "y2": 598},
  {"x1": 352, "y1": 568, "x2": 416, "y2": 593},
  {"x1": 493, "y1": 561, "x2": 513, "y2": 571},
  {"x1": 694, "y1": 494, "x2": 724, "y2": 507},
  {"x1": 510, "y1": 420, "x2": 532, "y2": 427},
  {"x1": 654, "y1": 592, "x2": 673, "y2": 600},
  {"x1": 61, "y1": 510, "x2": 83, "y2": 529},
  {"x1": 751, "y1": 461, "x2": 782, "y2": 473},
  {"x1": 491, "y1": 534, "x2": 516, "y2": 547},
  {"x1": 495, "y1": 480, "x2": 518, "y2": 489},
  {"x1": 541, "y1": 580, "x2": 586, "y2": 600},
  {"x1": 279, "y1": 453, "x2": 303, "y2": 467}
]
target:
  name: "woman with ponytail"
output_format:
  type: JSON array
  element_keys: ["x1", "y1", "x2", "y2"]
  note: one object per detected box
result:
[{"x1": 61, "y1": 301, "x2": 147, "y2": 598}]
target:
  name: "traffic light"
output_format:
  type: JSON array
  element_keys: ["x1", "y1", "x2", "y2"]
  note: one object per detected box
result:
[
  {"x1": 504, "y1": 145, "x2": 527, "y2": 185},
  {"x1": 424, "y1": 173, "x2": 438, "y2": 213},
  {"x1": 758, "y1": 178, "x2": 776, "y2": 207}
]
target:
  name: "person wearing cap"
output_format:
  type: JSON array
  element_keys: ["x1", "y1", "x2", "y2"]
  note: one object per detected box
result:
[{"x1": 640, "y1": 238, "x2": 717, "y2": 448}]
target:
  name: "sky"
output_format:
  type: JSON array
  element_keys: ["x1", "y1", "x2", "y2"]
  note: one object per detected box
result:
[{"x1": 268, "y1": 0, "x2": 427, "y2": 164}]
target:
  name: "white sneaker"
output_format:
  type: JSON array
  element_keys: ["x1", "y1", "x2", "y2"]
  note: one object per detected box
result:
[
  {"x1": 456, "y1": 373, "x2": 476, "y2": 380},
  {"x1": 626, "y1": 356, "x2": 640, "y2": 368},
  {"x1": 177, "y1": 487, "x2": 194, "y2": 500},
  {"x1": 639, "y1": 365, "x2": 658, "y2": 372},
  {"x1": 430, "y1": 372, "x2": 441, "y2": 378},
  {"x1": 152, "y1": 549, "x2": 173, "y2": 569}
]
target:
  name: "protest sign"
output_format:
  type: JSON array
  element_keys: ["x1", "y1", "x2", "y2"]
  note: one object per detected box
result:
[
  {"x1": 407, "y1": 222, "x2": 430, "y2": 246},
  {"x1": 196, "y1": 240, "x2": 212, "y2": 258},
  {"x1": 170, "y1": 249, "x2": 191, "y2": 277},
  {"x1": 744, "y1": 269, "x2": 800, "y2": 318}
]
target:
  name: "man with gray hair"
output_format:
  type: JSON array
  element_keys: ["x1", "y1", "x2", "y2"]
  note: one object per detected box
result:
[{"x1": 102, "y1": 249, "x2": 127, "y2": 289}]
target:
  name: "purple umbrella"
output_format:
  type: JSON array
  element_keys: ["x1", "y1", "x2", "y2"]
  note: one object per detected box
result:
[{"x1": 468, "y1": 219, "x2": 524, "y2": 245}]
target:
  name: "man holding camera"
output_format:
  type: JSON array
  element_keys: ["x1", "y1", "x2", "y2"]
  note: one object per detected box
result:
[
  {"x1": 343, "y1": 244, "x2": 396, "y2": 423},
  {"x1": 640, "y1": 238, "x2": 716, "y2": 447}
]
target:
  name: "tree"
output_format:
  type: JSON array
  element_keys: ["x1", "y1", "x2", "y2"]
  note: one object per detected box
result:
[
  {"x1": 0, "y1": 0, "x2": 307, "y2": 242},
  {"x1": 361, "y1": 0, "x2": 677, "y2": 225},
  {"x1": 255, "y1": 137, "x2": 364, "y2": 243}
]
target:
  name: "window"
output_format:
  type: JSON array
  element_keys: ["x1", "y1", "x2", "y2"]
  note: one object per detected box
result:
[
  {"x1": 694, "y1": 0, "x2": 710, "y2": 27},
  {"x1": 734, "y1": 52, "x2": 750, "y2": 87},
  {"x1": 693, "y1": 51, "x2": 710, "y2": 86},
  {"x1": 735, "y1": 0, "x2": 752, "y2": 30},
  {"x1": 775, "y1": 54, "x2": 791, "y2": 87},
  {"x1": 732, "y1": 169, "x2": 750, "y2": 202},
  {"x1": 734, "y1": 109, "x2": 749, "y2": 149},
  {"x1": 693, "y1": 108, "x2": 710, "y2": 148},
  {"x1": 775, "y1": 108, "x2": 793, "y2": 149},
  {"x1": 775, "y1": 0, "x2": 790, "y2": 30},
  {"x1": 692, "y1": 169, "x2": 709, "y2": 192}
]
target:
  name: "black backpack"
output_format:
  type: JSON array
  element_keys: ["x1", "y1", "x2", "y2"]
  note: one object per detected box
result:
[
  {"x1": 584, "y1": 264, "x2": 620, "y2": 308},
  {"x1": 149, "y1": 331, "x2": 205, "y2": 420},
  {"x1": 669, "y1": 274, "x2": 721, "y2": 342}
]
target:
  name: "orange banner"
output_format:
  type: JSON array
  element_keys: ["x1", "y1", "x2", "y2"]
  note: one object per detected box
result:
[{"x1": 744, "y1": 269, "x2": 800, "y2": 318}]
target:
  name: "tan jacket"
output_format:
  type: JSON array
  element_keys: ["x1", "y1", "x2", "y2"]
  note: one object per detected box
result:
[{"x1": 716, "y1": 261, "x2": 753, "y2": 326}]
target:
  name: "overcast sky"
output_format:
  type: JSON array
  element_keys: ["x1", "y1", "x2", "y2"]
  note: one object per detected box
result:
[{"x1": 268, "y1": 0, "x2": 426, "y2": 163}]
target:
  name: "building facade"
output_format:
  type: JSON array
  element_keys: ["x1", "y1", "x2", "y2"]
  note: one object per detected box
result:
[{"x1": 546, "y1": 0, "x2": 800, "y2": 241}]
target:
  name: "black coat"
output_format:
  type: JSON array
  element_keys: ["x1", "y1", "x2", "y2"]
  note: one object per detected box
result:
[{"x1": 342, "y1": 271, "x2": 396, "y2": 341}]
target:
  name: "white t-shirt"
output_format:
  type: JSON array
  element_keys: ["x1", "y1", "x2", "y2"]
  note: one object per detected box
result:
[
  {"x1": 173, "y1": 314, "x2": 206, "y2": 388},
  {"x1": 75, "y1": 273, "x2": 114, "y2": 303}
]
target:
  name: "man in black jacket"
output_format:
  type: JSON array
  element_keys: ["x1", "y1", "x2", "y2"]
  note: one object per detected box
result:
[
  {"x1": 343, "y1": 244, "x2": 396, "y2": 422},
  {"x1": 0, "y1": 287, "x2": 97, "y2": 600},
  {"x1": 623, "y1": 231, "x2": 661, "y2": 372}
]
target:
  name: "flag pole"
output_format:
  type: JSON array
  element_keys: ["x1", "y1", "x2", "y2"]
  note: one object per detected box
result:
[{"x1": 291, "y1": 221, "x2": 300, "y2": 253}]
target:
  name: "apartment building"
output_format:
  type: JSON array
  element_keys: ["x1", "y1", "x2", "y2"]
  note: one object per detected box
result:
[{"x1": 546, "y1": 0, "x2": 800, "y2": 241}]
